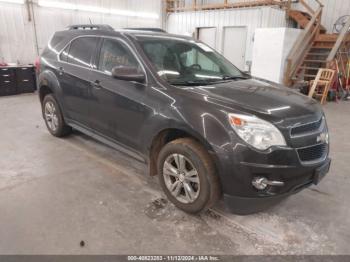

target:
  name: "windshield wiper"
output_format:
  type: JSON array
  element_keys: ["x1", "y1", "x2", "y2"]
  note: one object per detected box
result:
[
  {"x1": 169, "y1": 80, "x2": 221, "y2": 86},
  {"x1": 222, "y1": 75, "x2": 251, "y2": 80},
  {"x1": 169, "y1": 75, "x2": 250, "y2": 86}
]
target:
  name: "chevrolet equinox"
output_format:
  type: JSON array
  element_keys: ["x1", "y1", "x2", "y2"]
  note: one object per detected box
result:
[{"x1": 37, "y1": 25, "x2": 331, "y2": 214}]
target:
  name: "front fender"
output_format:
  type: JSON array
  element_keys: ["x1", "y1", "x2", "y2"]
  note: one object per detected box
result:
[
  {"x1": 140, "y1": 100, "x2": 234, "y2": 178},
  {"x1": 142, "y1": 107, "x2": 232, "y2": 154}
]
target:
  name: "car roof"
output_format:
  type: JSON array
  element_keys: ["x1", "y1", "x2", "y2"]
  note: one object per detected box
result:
[
  {"x1": 124, "y1": 30, "x2": 194, "y2": 41},
  {"x1": 48, "y1": 27, "x2": 195, "y2": 56},
  {"x1": 58, "y1": 27, "x2": 194, "y2": 41}
]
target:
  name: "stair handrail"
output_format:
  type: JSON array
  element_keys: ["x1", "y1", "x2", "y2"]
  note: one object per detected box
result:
[
  {"x1": 326, "y1": 18, "x2": 350, "y2": 63},
  {"x1": 284, "y1": 0, "x2": 324, "y2": 85},
  {"x1": 284, "y1": 6, "x2": 322, "y2": 85}
]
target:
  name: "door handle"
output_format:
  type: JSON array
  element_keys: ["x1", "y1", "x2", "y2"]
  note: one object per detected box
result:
[
  {"x1": 91, "y1": 80, "x2": 101, "y2": 89},
  {"x1": 58, "y1": 66, "x2": 64, "y2": 75}
]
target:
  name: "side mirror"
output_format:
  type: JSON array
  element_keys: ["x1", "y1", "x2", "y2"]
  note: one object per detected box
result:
[{"x1": 112, "y1": 66, "x2": 145, "y2": 83}]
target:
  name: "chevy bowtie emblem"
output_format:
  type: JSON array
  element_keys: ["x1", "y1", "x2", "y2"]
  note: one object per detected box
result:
[{"x1": 317, "y1": 132, "x2": 329, "y2": 144}]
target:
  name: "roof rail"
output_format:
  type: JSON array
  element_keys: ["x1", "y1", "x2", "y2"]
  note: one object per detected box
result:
[
  {"x1": 124, "y1": 27, "x2": 166, "y2": 33},
  {"x1": 67, "y1": 24, "x2": 114, "y2": 31}
]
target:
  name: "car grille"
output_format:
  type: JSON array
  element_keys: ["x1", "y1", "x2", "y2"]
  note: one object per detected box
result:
[
  {"x1": 297, "y1": 143, "x2": 327, "y2": 163},
  {"x1": 291, "y1": 117, "x2": 323, "y2": 137}
]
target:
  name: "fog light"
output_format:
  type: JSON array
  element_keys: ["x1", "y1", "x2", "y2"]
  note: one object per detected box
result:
[
  {"x1": 252, "y1": 177, "x2": 285, "y2": 190},
  {"x1": 252, "y1": 177, "x2": 268, "y2": 190}
]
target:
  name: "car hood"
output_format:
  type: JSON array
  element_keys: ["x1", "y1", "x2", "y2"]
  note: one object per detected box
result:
[{"x1": 183, "y1": 78, "x2": 323, "y2": 126}]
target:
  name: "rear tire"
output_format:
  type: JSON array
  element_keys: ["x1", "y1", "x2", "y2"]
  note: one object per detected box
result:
[
  {"x1": 157, "y1": 138, "x2": 221, "y2": 214},
  {"x1": 42, "y1": 94, "x2": 72, "y2": 137}
]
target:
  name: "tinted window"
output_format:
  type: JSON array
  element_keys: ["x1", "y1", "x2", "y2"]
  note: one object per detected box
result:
[
  {"x1": 59, "y1": 44, "x2": 70, "y2": 62},
  {"x1": 67, "y1": 37, "x2": 99, "y2": 68},
  {"x1": 98, "y1": 39, "x2": 141, "y2": 74}
]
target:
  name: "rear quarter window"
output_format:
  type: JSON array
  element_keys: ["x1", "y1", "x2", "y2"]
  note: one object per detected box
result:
[
  {"x1": 59, "y1": 44, "x2": 70, "y2": 62},
  {"x1": 66, "y1": 37, "x2": 99, "y2": 68}
]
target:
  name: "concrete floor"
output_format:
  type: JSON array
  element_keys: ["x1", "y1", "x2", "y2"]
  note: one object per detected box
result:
[{"x1": 0, "y1": 93, "x2": 349, "y2": 255}]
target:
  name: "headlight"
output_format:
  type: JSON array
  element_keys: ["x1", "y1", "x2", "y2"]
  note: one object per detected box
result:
[{"x1": 228, "y1": 113, "x2": 286, "y2": 150}]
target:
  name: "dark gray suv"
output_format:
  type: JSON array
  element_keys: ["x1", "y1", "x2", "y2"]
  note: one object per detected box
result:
[{"x1": 37, "y1": 25, "x2": 331, "y2": 214}]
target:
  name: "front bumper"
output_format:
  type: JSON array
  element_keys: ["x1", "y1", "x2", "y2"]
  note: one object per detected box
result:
[
  {"x1": 223, "y1": 158, "x2": 331, "y2": 215},
  {"x1": 213, "y1": 141, "x2": 331, "y2": 214}
]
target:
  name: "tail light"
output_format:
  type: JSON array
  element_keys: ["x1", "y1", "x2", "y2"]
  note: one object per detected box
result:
[{"x1": 34, "y1": 57, "x2": 41, "y2": 74}]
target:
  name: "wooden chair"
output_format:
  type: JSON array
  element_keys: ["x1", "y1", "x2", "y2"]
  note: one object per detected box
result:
[{"x1": 308, "y1": 69, "x2": 335, "y2": 104}]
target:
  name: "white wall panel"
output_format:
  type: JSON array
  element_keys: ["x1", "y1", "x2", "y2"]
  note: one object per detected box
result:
[
  {"x1": 252, "y1": 28, "x2": 301, "y2": 83},
  {"x1": 0, "y1": 0, "x2": 162, "y2": 64},
  {"x1": 0, "y1": 3, "x2": 37, "y2": 64},
  {"x1": 166, "y1": 6, "x2": 288, "y2": 69}
]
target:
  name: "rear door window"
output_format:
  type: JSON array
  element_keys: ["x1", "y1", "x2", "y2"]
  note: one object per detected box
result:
[{"x1": 67, "y1": 37, "x2": 99, "y2": 68}]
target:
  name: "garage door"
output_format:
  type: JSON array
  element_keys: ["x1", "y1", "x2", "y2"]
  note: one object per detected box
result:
[{"x1": 222, "y1": 27, "x2": 247, "y2": 70}]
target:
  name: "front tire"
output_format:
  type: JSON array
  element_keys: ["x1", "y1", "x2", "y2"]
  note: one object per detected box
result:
[
  {"x1": 42, "y1": 94, "x2": 71, "y2": 137},
  {"x1": 157, "y1": 138, "x2": 221, "y2": 214}
]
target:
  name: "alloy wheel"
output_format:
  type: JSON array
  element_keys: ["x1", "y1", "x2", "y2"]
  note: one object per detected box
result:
[
  {"x1": 44, "y1": 101, "x2": 59, "y2": 132},
  {"x1": 162, "y1": 153, "x2": 200, "y2": 204}
]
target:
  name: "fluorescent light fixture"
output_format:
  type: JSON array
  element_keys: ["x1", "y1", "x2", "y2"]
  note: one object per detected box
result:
[
  {"x1": 38, "y1": 0, "x2": 159, "y2": 19},
  {"x1": 0, "y1": 0, "x2": 25, "y2": 4}
]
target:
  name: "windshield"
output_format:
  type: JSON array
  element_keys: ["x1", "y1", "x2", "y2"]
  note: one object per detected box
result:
[{"x1": 137, "y1": 36, "x2": 247, "y2": 86}]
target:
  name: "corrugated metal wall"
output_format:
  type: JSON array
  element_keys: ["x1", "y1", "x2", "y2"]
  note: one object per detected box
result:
[
  {"x1": 177, "y1": 0, "x2": 350, "y2": 33},
  {"x1": 0, "y1": 4, "x2": 37, "y2": 65},
  {"x1": 0, "y1": 0, "x2": 162, "y2": 64},
  {"x1": 166, "y1": 6, "x2": 289, "y2": 67}
]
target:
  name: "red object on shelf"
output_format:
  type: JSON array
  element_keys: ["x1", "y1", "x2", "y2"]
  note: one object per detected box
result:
[
  {"x1": 0, "y1": 62, "x2": 8, "y2": 67},
  {"x1": 34, "y1": 57, "x2": 40, "y2": 73}
]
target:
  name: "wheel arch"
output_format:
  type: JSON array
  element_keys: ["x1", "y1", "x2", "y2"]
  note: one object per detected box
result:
[
  {"x1": 38, "y1": 70, "x2": 67, "y2": 118},
  {"x1": 38, "y1": 70, "x2": 62, "y2": 103},
  {"x1": 148, "y1": 127, "x2": 220, "y2": 178},
  {"x1": 39, "y1": 84, "x2": 54, "y2": 104}
]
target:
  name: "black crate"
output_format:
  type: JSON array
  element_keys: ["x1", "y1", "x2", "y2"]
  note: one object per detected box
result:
[
  {"x1": 0, "y1": 81, "x2": 17, "y2": 96},
  {"x1": 0, "y1": 66, "x2": 36, "y2": 96},
  {"x1": 17, "y1": 79, "x2": 36, "y2": 93},
  {"x1": 16, "y1": 67, "x2": 36, "y2": 93},
  {"x1": 16, "y1": 67, "x2": 34, "y2": 79}
]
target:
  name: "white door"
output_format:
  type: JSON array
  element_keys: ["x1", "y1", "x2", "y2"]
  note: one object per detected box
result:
[
  {"x1": 222, "y1": 27, "x2": 247, "y2": 70},
  {"x1": 198, "y1": 27, "x2": 217, "y2": 49}
]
